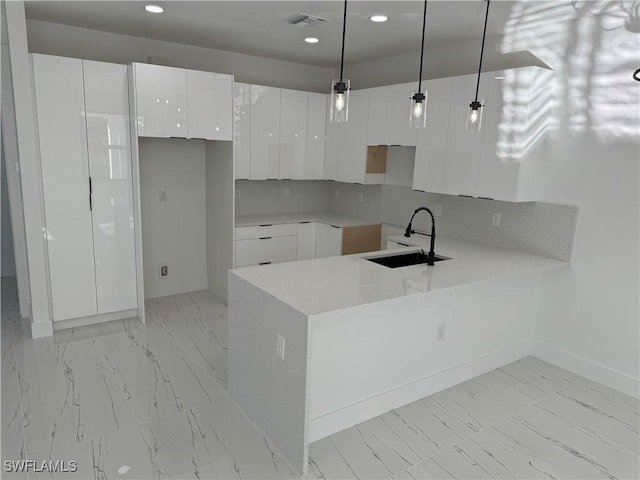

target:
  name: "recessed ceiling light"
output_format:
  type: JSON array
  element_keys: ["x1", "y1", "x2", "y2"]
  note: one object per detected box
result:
[
  {"x1": 144, "y1": 5, "x2": 164, "y2": 13},
  {"x1": 304, "y1": 37, "x2": 319, "y2": 44},
  {"x1": 370, "y1": 14, "x2": 388, "y2": 23}
]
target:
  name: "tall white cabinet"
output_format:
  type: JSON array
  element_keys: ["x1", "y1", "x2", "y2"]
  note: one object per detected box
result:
[{"x1": 32, "y1": 54, "x2": 138, "y2": 322}]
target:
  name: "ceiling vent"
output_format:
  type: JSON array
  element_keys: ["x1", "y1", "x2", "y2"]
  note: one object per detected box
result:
[{"x1": 284, "y1": 13, "x2": 328, "y2": 27}]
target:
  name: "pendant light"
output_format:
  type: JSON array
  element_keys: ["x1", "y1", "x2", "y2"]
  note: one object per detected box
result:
[
  {"x1": 467, "y1": 0, "x2": 491, "y2": 133},
  {"x1": 330, "y1": 0, "x2": 350, "y2": 123},
  {"x1": 410, "y1": 0, "x2": 429, "y2": 128}
]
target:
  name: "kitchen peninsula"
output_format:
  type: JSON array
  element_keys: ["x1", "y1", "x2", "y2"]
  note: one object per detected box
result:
[{"x1": 227, "y1": 236, "x2": 567, "y2": 475}]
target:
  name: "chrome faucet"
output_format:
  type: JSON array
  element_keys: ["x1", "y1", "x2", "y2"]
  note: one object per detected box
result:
[{"x1": 404, "y1": 207, "x2": 436, "y2": 266}]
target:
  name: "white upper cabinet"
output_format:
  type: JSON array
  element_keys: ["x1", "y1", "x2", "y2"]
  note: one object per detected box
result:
[
  {"x1": 250, "y1": 85, "x2": 281, "y2": 179},
  {"x1": 279, "y1": 89, "x2": 308, "y2": 179},
  {"x1": 442, "y1": 73, "x2": 487, "y2": 196},
  {"x1": 133, "y1": 63, "x2": 232, "y2": 140},
  {"x1": 389, "y1": 82, "x2": 418, "y2": 147},
  {"x1": 83, "y1": 60, "x2": 137, "y2": 315},
  {"x1": 324, "y1": 103, "x2": 339, "y2": 181},
  {"x1": 134, "y1": 63, "x2": 188, "y2": 138},
  {"x1": 413, "y1": 77, "x2": 453, "y2": 193},
  {"x1": 186, "y1": 69, "x2": 233, "y2": 141},
  {"x1": 233, "y1": 82, "x2": 251, "y2": 179},
  {"x1": 475, "y1": 67, "x2": 554, "y2": 202},
  {"x1": 367, "y1": 83, "x2": 417, "y2": 146},
  {"x1": 337, "y1": 89, "x2": 372, "y2": 184},
  {"x1": 306, "y1": 93, "x2": 327, "y2": 180},
  {"x1": 367, "y1": 86, "x2": 392, "y2": 146}
]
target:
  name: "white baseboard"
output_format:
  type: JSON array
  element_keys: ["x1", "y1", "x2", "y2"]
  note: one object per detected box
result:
[
  {"x1": 308, "y1": 342, "x2": 530, "y2": 443},
  {"x1": 533, "y1": 344, "x2": 639, "y2": 399},
  {"x1": 53, "y1": 309, "x2": 138, "y2": 331},
  {"x1": 145, "y1": 277, "x2": 208, "y2": 300}
]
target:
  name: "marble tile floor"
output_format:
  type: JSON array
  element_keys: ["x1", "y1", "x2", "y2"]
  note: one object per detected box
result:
[{"x1": 1, "y1": 277, "x2": 638, "y2": 479}]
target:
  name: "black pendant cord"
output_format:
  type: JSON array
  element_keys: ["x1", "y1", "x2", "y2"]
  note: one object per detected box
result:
[
  {"x1": 417, "y1": 0, "x2": 428, "y2": 94},
  {"x1": 473, "y1": 0, "x2": 491, "y2": 103},
  {"x1": 339, "y1": 0, "x2": 347, "y2": 82}
]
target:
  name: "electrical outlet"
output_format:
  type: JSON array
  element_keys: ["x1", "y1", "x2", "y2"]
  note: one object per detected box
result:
[
  {"x1": 358, "y1": 192, "x2": 364, "y2": 203},
  {"x1": 159, "y1": 264, "x2": 168, "y2": 277},
  {"x1": 276, "y1": 334, "x2": 285, "y2": 360},
  {"x1": 434, "y1": 205, "x2": 442, "y2": 217},
  {"x1": 492, "y1": 213, "x2": 501, "y2": 227},
  {"x1": 334, "y1": 189, "x2": 340, "y2": 199},
  {"x1": 158, "y1": 189, "x2": 168, "y2": 203},
  {"x1": 436, "y1": 323, "x2": 446, "y2": 341},
  {"x1": 283, "y1": 188, "x2": 290, "y2": 199},
  {"x1": 235, "y1": 189, "x2": 240, "y2": 200}
]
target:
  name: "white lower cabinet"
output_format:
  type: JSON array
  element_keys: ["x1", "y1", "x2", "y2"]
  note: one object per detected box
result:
[
  {"x1": 32, "y1": 54, "x2": 137, "y2": 321},
  {"x1": 235, "y1": 236, "x2": 297, "y2": 267},
  {"x1": 386, "y1": 239, "x2": 415, "y2": 249},
  {"x1": 296, "y1": 222, "x2": 317, "y2": 260},
  {"x1": 316, "y1": 223, "x2": 343, "y2": 258},
  {"x1": 235, "y1": 223, "x2": 298, "y2": 267}
]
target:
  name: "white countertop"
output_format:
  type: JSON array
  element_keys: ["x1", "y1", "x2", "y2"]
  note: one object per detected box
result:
[
  {"x1": 235, "y1": 211, "x2": 378, "y2": 228},
  {"x1": 230, "y1": 235, "x2": 567, "y2": 316}
]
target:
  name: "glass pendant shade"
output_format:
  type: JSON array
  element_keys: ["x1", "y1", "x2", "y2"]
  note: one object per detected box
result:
[
  {"x1": 330, "y1": 79, "x2": 350, "y2": 123},
  {"x1": 466, "y1": 100, "x2": 484, "y2": 133},
  {"x1": 410, "y1": 90, "x2": 428, "y2": 128}
]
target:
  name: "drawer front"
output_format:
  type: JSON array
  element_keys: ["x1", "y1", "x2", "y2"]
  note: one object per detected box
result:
[
  {"x1": 235, "y1": 223, "x2": 298, "y2": 240},
  {"x1": 386, "y1": 239, "x2": 415, "y2": 249},
  {"x1": 235, "y1": 236, "x2": 297, "y2": 266}
]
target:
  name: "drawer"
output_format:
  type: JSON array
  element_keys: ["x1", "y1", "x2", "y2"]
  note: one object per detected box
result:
[
  {"x1": 386, "y1": 239, "x2": 415, "y2": 249},
  {"x1": 235, "y1": 235, "x2": 297, "y2": 267},
  {"x1": 235, "y1": 223, "x2": 298, "y2": 240}
]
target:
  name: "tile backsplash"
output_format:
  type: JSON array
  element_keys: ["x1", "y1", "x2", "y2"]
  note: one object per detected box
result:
[
  {"x1": 330, "y1": 183, "x2": 578, "y2": 262},
  {"x1": 236, "y1": 180, "x2": 578, "y2": 262}
]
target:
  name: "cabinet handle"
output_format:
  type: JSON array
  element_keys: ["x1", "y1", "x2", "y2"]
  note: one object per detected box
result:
[
  {"x1": 259, "y1": 237, "x2": 272, "y2": 240},
  {"x1": 330, "y1": 225, "x2": 340, "y2": 229},
  {"x1": 396, "y1": 242, "x2": 410, "y2": 247},
  {"x1": 458, "y1": 194, "x2": 474, "y2": 198},
  {"x1": 299, "y1": 221, "x2": 311, "y2": 224},
  {"x1": 259, "y1": 224, "x2": 273, "y2": 227},
  {"x1": 88, "y1": 176, "x2": 92, "y2": 211},
  {"x1": 259, "y1": 261, "x2": 272, "y2": 265},
  {"x1": 477, "y1": 196, "x2": 494, "y2": 200}
]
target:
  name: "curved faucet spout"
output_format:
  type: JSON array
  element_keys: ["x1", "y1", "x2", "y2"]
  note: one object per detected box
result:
[{"x1": 404, "y1": 207, "x2": 437, "y2": 265}]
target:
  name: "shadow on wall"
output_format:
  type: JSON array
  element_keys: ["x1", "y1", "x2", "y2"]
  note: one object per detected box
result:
[{"x1": 501, "y1": 0, "x2": 640, "y2": 145}]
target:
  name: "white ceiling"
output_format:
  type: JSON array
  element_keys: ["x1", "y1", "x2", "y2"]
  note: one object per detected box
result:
[{"x1": 24, "y1": 1, "x2": 521, "y2": 68}]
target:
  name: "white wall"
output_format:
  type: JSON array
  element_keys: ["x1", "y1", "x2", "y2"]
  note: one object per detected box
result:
[
  {"x1": 139, "y1": 138, "x2": 207, "y2": 299},
  {"x1": 25, "y1": 19, "x2": 333, "y2": 92},
  {"x1": 497, "y1": 3, "x2": 639, "y2": 396},
  {"x1": 1, "y1": 140, "x2": 16, "y2": 277},
  {"x1": 206, "y1": 141, "x2": 234, "y2": 302}
]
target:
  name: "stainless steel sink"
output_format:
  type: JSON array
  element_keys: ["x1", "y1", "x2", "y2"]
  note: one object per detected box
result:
[{"x1": 365, "y1": 251, "x2": 450, "y2": 268}]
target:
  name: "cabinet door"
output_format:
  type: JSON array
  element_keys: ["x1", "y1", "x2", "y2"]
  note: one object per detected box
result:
[
  {"x1": 324, "y1": 108, "x2": 339, "y2": 181},
  {"x1": 279, "y1": 89, "x2": 308, "y2": 179},
  {"x1": 367, "y1": 86, "x2": 392, "y2": 146},
  {"x1": 475, "y1": 69, "x2": 529, "y2": 201},
  {"x1": 134, "y1": 63, "x2": 187, "y2": 138},
  {"x1": 186, "y1": 70, "x2": 232, "y2": 141},
  {"x1": 83, "y1": 60, "x2": 137, "y2": 314},
  {"x1": 296, "y1": 222, "x2": 317, "y2": 260},
  {"x1": 337, "y1": 89, "x2": 370, "y2": 184},
  {"x1": 32, "y1": 54, "x2": 98, "y2": 321},
  {"x1": 307, "y1": 93, "x2": 327, "y2": 179},
  {"x1": 413, "y1": 77, "x2": 453, "y2": 193},
  {"x1": 233, "y1": 83, "x2": 251, "y2": 179},
  {"x1": 315, "y1": 222, "x2": 330, "y2": 258},
  {"x1": 328, "y1": 225, "x2": 343, "y2": 256},
  {"x1": 442, "y1": 74, "x2": 486, "y2": 196},
  {"x1": 250, "y1": 85, "x2": 280, "y2": 179},
  {"x1": 390, "y1": 82, "x2": 418, "y2": 146}
]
